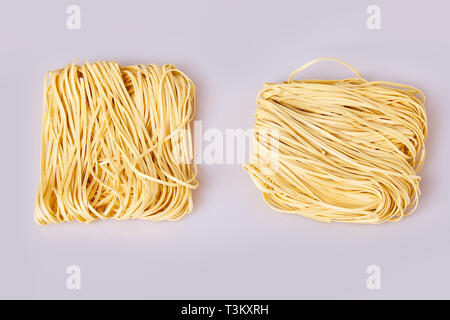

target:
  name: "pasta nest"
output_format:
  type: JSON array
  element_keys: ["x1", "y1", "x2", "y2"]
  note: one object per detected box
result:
[
  {"x1": 245, "y1": 58, "x2": 427, "y2": 223},
  {"x1": 35, "y1": 62, "x2": 197, "y2": 224}
]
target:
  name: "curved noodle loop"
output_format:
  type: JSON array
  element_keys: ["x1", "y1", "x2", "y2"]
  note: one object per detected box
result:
[
  {"x1": 244, "y1": 58, "x2": 427, "y2": 223},
  {"x1": 35, "y1": 61, "x2": 197, "y2": 224}
]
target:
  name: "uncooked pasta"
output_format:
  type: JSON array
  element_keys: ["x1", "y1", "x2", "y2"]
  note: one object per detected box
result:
[
  {"x1": 244, "y1": 57, "x2": 427, "y2": 223},
  {"x1": 35, "y1": 61, "x2": 198, "y2": 224}
]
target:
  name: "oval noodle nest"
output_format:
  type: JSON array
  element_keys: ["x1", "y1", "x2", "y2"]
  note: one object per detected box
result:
[
  {"x1": 244, "y1": 58, "x2": 427, "y2": 224},
  {"x1": 35, "y1": 61, "x2": 198, "y2": 224}
]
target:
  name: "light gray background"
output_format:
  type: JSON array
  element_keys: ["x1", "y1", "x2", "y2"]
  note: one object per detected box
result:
[{"x1": 0, "y1": 0, "x2": 448, "y2": 299}]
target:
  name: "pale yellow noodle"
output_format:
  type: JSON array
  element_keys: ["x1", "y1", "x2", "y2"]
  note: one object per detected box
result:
[
  {"x1": 35, "y1": 61, "x2": 197, "y2": 224},
  {"x1": 244, "y1": 57, "x2": 427, "y2": 223}
]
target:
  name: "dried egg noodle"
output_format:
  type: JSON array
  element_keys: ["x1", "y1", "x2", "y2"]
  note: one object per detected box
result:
[
  {"x1": 35, "y1": 62, "x2": 197, "y2": 224},
  {"x1": 244, "y1": 58, "x2": 427, "y2": 223}
]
